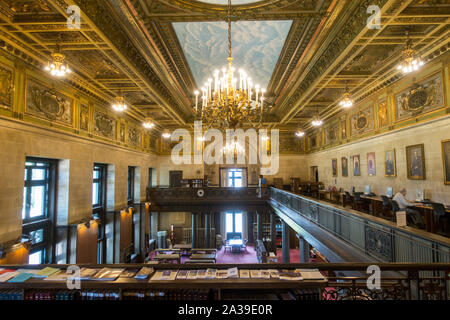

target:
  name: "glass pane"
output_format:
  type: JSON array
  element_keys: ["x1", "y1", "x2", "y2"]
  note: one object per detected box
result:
[
  {"x1": 22, "y1": 188, "x2": 27, "y2": 219},
  {"x1": 235, "y1": 213, "x2": 243, "y2": 233},
  {"x1": 225, "y1": 213, "x2": 233, "y2": 234},
  {"x1": 93, "y1": 170, "x2": 100, "y2": 179},
  {"x1": 29, "y1": 251, "x2": 42, "y2": 264},
  {"x1": 29, "y1": 229, "x2": 44, "y2": 245},
  {"x1": 30, "y1": 186, "x2": 45, "y2": 218},
  {"x1": 31, "y1": 169, "x2": 45, "y2": 180},
  {"x1": 92, "y1": 182, "x2": 99, "y2": 205},
  {"x1": 234, "y1": 178, "x2": 242, "y2": 187}
]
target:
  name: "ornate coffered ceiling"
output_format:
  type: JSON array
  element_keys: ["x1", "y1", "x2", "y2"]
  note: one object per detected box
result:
[{"x1": 0, "y1": 0, "x2": 448, "y2": 134}]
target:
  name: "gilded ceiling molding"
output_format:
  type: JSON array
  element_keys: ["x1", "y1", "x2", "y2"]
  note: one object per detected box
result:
[
  {"x1": 275, "y1": 0, "x2": 389, "y2": 120},
  {"x1": 69, "y1": 0, "x2": 191, "y2": 121}
]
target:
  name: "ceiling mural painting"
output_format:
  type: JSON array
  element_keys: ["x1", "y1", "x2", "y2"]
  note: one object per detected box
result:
[{"x1": 173, "y1": 20, "x2": 292, "y2": 89}]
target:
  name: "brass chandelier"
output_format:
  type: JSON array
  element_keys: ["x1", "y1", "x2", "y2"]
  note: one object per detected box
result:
[{"x1": 193, "y1": 0, "x2": 266, "y2": 129}]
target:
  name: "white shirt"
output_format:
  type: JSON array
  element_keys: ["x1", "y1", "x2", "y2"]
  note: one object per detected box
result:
[{"x1": 393, "y1": 192, "x2": 410, "y2": 209}]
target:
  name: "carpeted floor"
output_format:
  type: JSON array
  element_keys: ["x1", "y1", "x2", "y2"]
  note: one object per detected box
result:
[{"x1": 149, "y1": 245, "x2": 307, "y2": 264}]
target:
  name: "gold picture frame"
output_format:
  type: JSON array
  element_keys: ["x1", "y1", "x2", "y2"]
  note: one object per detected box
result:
[
  {"x1": 341, "y1": 157, "x2": 348, "y2": 177},
  {"x1": 442, "y1": 139, "x2": 450, "y2": 185},
  {"x1": 352, "y1": 155, "x2": 361, "y2": 176},
  {"x1": 367, "y1": 152, "x2": 376, "y2": 176},
  {"x1": 406, "y1": 144, "x2": 426, "y2": 180},
  {"x1": 384, "y1": 149, "x2": 396, "y2": 177},
  {"x1": 332, "y1": 158, "x2": 337, "y2": 177}
]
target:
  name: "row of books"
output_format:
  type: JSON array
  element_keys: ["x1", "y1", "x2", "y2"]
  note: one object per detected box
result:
[
  {"x1": 0, "y1": 267, "x2": 324, "y2": 283},
  {"x1": 151, "y1": 268, "x2": 325, "y2": 281},
  {"x1": 0, "y1": 267, "x2": 155, "y2": 283}
]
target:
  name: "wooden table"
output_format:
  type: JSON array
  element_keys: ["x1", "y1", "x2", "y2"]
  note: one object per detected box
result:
[
  {"x1": 411, "y1": 203, "x2": 450, "y2": 233},
  {"x1": 318, "y1": 190, "x2": 341, "y2": 203},
  {"x1": 190, "y1": 253, "x2": 216, "y2": 262},
  {"x1": 360, "y1": 195, "x2": 385, "y2": 217},
  {"x1": 229, "y1": 239, "x2": 243, "y2": 253},
  {"x1": 173, "y1": 244, "x2": 192, "y2": 255},
  {"x1": 154, "y1": 254, "x2": 181, "y2": 264}
]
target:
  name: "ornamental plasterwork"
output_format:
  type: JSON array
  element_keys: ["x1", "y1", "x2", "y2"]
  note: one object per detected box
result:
[
  {"x1": 93, "y1": 109, "x2": 116, "y2": 139},
  {"x1": 0, "y1": 63, "x2": 13, "y2": 109},
  {"x1": 394, "y1": 74, "x2": 444, "y2": 122},
  {"x1": 26, "y1": 78, "x2": 73, "y2": 125}
]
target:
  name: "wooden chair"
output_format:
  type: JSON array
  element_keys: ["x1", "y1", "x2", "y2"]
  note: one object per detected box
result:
[
  {"x1": 242, "y1": 239, "x2": 248, "y2": 253},
  {"x1": 223, "y1": 240, "x2": 232, "y2": 253},
  {"x1": 380, "y1": 195, "x2": 393, "y2": 220},
  {"x1": 343, "y1": 192, "x2": 353, "y2": 208},
  {"x1": 353, "y1": 192, "x2": 367, "y2": 212},
  {"x1": 431, "y1": 203, "x2": 450, "y2": 236}
]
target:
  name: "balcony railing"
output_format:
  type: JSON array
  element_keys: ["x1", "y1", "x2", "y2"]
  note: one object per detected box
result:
[{"x1": 269, "y1": 187, "x2": 450, "y2": 264}]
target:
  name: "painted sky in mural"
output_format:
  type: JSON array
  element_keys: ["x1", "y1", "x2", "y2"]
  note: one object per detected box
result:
[{"x1": 173, "y1": 20, "x2": 292, "y2": 89}]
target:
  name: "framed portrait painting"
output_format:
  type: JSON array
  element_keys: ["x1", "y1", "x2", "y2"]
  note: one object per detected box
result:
[
  {"x1": 352, "y1": 155, "x2": 361, "y2": 176},
  {"x1": 406, "y1": 144, "x2": 426, "y2": 180},
  {"x1": 367, "y1": 152, "x2": 376, "y2": 176},
  {"x1": 341, "y1": 157, "x2": 348, "y2": 177},
  {"x1": 332, "y1": 158, "x2": 337, "y2": 177},
  {"x1": 384, "y1": 149, "x2": 396, "y2": 177},
  {"x1": 441, "y1": 139, "x2": 450, "y2": 184}
]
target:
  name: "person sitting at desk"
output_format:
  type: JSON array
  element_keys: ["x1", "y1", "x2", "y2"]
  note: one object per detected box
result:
[{"x1": 393, "y1": 188, "x2": 425, "y2": 229}]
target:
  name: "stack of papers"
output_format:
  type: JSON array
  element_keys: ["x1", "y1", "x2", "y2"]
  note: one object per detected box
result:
[
  {"x1": 296, "y1": 269, "x2": 326, "y2": 280},
  {"x1": 135, "y1": 267, "x2": 154, "y2": 280},
  {"x1": 44, "y1": 271, "x2": 72, "y2": 281},
  {"x1": 92, "y1": 268, "x2": 124, "y2": 281},
  {"x1": 250, "y1": 270, "x2": 261, "y2": 278},
  {"x1": 268, "y1": 269, "x2": 280, "y2": 279},
  {"x1": 0, "y1": 271, "x2": 20, "y2": 283},
  {"x1": 216, "y1": 270, "x2": 229, "y2": 279},
  {"x1": 239, "y1": 269, "x2": 250, "y2": 278},
  {"x1": 80, "y1": 268, "x2": 100, "y2": 280},
  {"x1": 196, "y1": 270, "x2": 206, "y2": 279},
  {"x1": 279, "y1": 270, "x2": 303, "y2": 281},
  {"x1": 8, "y1": 273, "x2": 34, "y2": 283},
  {"x1": 205, "y1": 268, "x2": 217, "y2": 279},
  {"x1": 34, "y1": 267, "x2": 60, "y2": 278},
  {"x1": 176, "y1": 270, "x2": 188, "y2": 280},
  {"x1": 187, "y1": 270, "x2": 198, "y2": 280},
  {"x1": 227, "y1": 267, "x2": 238, "y2": 279}
]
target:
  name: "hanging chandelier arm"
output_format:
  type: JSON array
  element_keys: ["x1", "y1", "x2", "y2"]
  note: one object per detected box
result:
[{"x1": 228, "y1": 0, "x2": 232, "y2": 59}]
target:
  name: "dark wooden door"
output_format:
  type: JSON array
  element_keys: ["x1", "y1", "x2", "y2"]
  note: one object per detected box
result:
[{"x1": 169, "y1": 170, "x2": 182, "y2": 187}]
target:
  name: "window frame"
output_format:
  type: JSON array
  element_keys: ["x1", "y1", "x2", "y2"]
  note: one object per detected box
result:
[
  {"x1": 127, "y1": 166, "x2": 135, "y2": 206},
  {"x1": 22, "y1": 157, "x2": 57, "y2": 264},
  {"x1": 92, "y1": 163, "x2": 107, "y2": 264},
  {"x1": 225, "y1": 211, "x2": 243, "y2": 235}
]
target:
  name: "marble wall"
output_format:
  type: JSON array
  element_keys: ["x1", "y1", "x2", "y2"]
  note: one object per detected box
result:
[
  {"x1": 307, "y1": 116, "x2": 450, "y2": 203},
  {"x1": 0, "y1": 118, "x2": 157, "y2": 243}
]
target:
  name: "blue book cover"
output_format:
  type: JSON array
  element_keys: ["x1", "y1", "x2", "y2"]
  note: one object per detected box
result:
[{"x1": 8, "y1": 272, "x2": 34, "y2": 283}]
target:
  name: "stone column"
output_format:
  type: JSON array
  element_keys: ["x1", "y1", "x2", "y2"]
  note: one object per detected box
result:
[
  {"x1": 205, "y1": 212, "x2": 211, "y2": 248},
  {"x1": 282, "y1": 220, "x2": 290, "y2": 263},
  {"x1": 270, "y1": 213, "x2": 277, "y2": 253},
  {"x1": 298, "y1": 234, "x2": 310, "y2": 263},
  {"x1": 192, "y1": 212, "x2": 198, "y2": 248},
  {"x1": 256, "y1": 211, "x2": 263, "y2": 240}
]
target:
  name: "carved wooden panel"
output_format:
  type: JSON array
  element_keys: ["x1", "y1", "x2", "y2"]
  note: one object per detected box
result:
[
  {"x1": 128, "y1": 126, "x2": 141, "y2": 147},
  {"x1": 394, "y1": 73, "x2": 444, "y2": 122},
  {"x1": 378, "y1": 99, "x2": 388, "y2": 128},
  {"x1": 26, "y1": 78, "x2": 73, "y2": 125},
  {"x1": 93, "y1": 109, "x2": 116, "y2": 139},
  {"x1": 350, "y1": 104, "x2": 374, "y2": 136},
  {"x1": 80, "y1": 104, "x2": 89, "y2": 131},
  {"x1": 0, "y1": 63, "x2": 13, "y2": 110},
  {"x1": 325, "y1": 122, "x2": 339, "y2": 145}
]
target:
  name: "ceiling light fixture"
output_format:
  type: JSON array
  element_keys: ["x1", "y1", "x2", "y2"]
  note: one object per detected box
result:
[
  {"x1": 44, "y1": 43, "x2": 71, "y2": 77},
  {"x1": 193, "y1": 0, "x2": 266, "y2": 129},
  {"x1": 339, "y1": 81, "x2": 353, "y2": 109},
  {"x1": 112, "y1": 94, "x2": 127, "y2": 112},
  {"x1": 397, "y1": 30, "x2": 424, "y2": 74},
  {"x1": 162, "y1": 131, "x2": 171, "y2": 139},
  {"x1": 295, "y1": 130, "x2": 305, "y2": 137},
  {"x1": 143, "y1": 121, "x2": 154, "y2": 129}
]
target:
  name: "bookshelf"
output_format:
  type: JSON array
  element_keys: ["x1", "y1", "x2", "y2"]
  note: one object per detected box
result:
[
  {"x1": 0, "y1": 263, "x2": 326, "y2": 301},
  {"x1": 180, "y1": 179, "x2": 207, "y2": 188}
]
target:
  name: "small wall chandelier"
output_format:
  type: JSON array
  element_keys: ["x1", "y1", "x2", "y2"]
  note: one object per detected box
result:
[
  {"x1": 44, "y1": 44, "x2": 71, "y2": 77},
  {"x1": 193, "y1": 0, "x2": 266, "y2": 129},
  {"x1": 162, "y1": 131, "x2": 171, "y2": 139},
  {"x1": 112, "y1": 95, "x2": 127, "y2": 112},
  {"x1": 311, "y1": 108, "x2": 323, "y2": 127},
  {"x1": 222, "y1": 141, "x2": 244, "y2": 155},
  {"x1": 143, "y1": 121, "x2": 154, "y2": 129},
  {"x1": 295, "y1": 130, "x2": 305, "y2": 137},
  {"x1": 397, "y1": 30, "x2": 424, "y2": 74},
  {"x1": 339, "y1": 81, "x2": 353, "y2": 109}
]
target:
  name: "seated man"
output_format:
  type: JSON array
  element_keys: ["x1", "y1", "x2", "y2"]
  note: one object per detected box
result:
[{"x1": 393, "y1": 188, "x2": 425, "y2": 229}]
